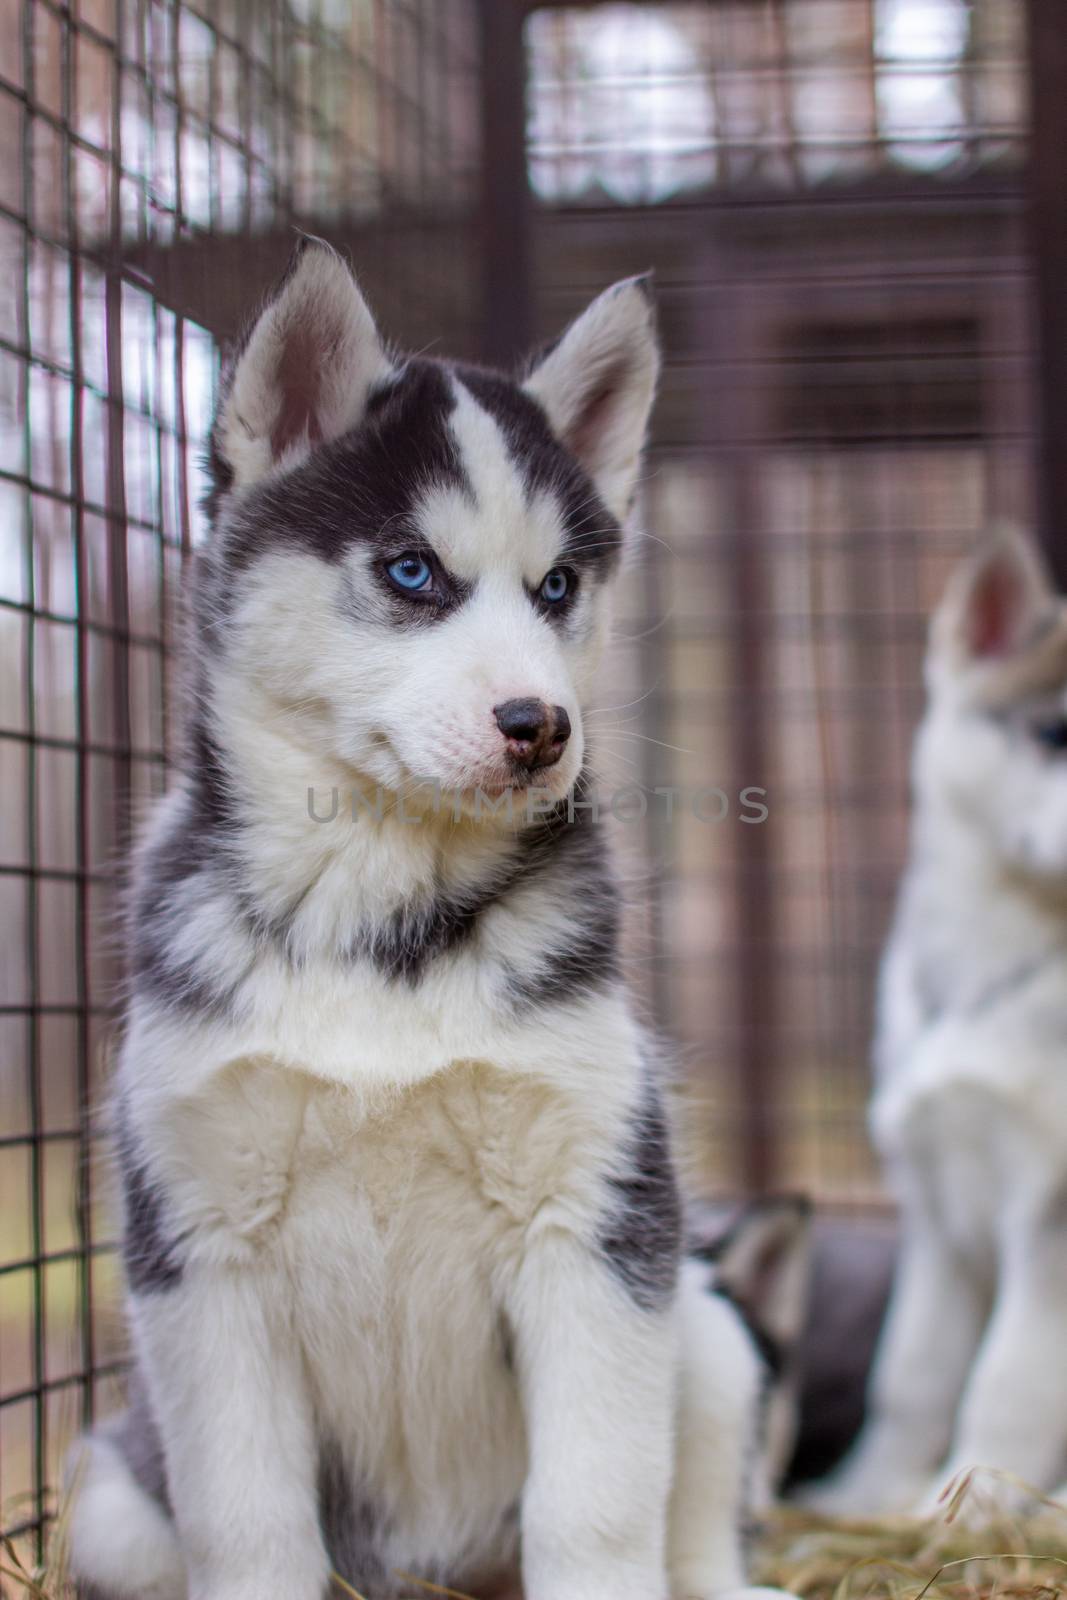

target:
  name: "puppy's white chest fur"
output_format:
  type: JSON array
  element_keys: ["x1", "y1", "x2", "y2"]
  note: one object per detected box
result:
[
  {"x1": 170, "y1": 1058, "x2": 592, "y2": 1571},
  {"x1": 295, "y1": 1071, "x2": 539, "y2": 1559},
  {"x1": 282, "y1": 1061, "x2": 585, "y2": 1274},
  {"x1": 175, "y1": 1051, "x2": 594, "y2": 1294}
]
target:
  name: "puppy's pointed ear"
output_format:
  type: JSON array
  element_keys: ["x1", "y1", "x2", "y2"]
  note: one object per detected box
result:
[
  {"x1": 524, "y1": 276, "x2": 660, "y2": 520},
  {"x1": 933, "y1": 528, "x2": 1053, "y2": 667},
  {"x1": 212, "y1": 240, "x2": 392, "y2": 496}
]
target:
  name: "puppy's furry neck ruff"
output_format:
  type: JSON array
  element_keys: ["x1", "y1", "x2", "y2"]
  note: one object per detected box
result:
[{"x1": 186, "y1": 671, "x2": 587, "y2": 966}]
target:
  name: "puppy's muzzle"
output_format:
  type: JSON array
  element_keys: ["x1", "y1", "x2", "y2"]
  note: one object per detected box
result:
[{"x1": 494, "y1": 698, "x2": 571, "y2": 772}]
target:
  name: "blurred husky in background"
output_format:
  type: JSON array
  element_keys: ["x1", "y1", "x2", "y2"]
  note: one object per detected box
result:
[{"x1": 808, "y1": 529, "x2": 1067, "y2": 1518}]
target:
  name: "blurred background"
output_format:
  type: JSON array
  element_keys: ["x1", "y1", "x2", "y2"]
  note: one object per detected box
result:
[{"x1": 0, "y1": 0, "x2": 1059, "y2": 1563}]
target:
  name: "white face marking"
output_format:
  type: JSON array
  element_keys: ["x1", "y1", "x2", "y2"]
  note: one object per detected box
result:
[
  {"x1": 414, "y1": 379, "x2": 563, "y2": 587},
  {"x1": 219, "y1": 374, "x2": 615, "y2": 808}
]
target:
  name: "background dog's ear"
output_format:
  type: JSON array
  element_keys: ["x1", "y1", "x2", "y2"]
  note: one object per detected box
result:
[
  {"x1": 524, "y1": 276, "x2": 660, "y2": 521},
  {"x1": 211, "y1": 239, "x2": 392, "y2": 498},
  {"x1": 933, "y1": 527, "x2": 1053, "y2": 667},
  {"x1": 706, "y1": 1195, "x2": 814, "y2": 1352}
]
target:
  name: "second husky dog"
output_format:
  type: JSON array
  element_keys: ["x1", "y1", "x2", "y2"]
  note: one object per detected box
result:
[
  {"x1": 66, "y1": 243, "x2": 794, "y2": 1600},
  {"x1": 810, "y1": 530, "x2": 1067, "y2": 1517},
  {"x1": 689, "y1": 1196, "x2": 814, "y2": 1510}
]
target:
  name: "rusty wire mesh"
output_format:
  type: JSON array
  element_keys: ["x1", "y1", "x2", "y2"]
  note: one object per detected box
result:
[
  {"x1": 526, "y1": 0, "x2": 1027, "y2": 200},
  {"x1": 0, "y1": 0, "x2": 479, "y2": 1559},
  {"x1": 524, "y1": 0, "x2": 1031, "y2": 1197},
  {"x1": 0, "y1": 0, "x2": 1040, "y2": 1569}
]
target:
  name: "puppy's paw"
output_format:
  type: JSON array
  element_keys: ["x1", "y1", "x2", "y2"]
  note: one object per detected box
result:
[
  {"x1": 671, "y1": 1563, "x2": 801, "y2": 1600},
  {"x1": 913, "y1": 1464, "x2": 1052, "y2": 1526},
  {"x1": 794, "y1": 1468, "x2": 930, "y2": 1521}
]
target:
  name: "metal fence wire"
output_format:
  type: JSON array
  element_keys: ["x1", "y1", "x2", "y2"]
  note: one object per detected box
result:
[
  {"x1": 0, "y1": 0, "x2": 1045, "y2": 1568},
  {"x1": 0, "y1": 0, "x2": 480, "y2": 1560},
  {"x1": 521, "y1": 0, "x2": 1032, "y2": 1199}
]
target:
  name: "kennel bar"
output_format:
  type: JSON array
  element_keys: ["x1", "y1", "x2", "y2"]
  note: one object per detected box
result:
[
  {"x1": 1026, "y1": 0, "x2": 1067, "y2": 588},
  {"x1": 477, "y1": 0, "x2": 533, "y2": 366}
]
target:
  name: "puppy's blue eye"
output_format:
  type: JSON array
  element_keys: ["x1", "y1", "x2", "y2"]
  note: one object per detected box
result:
[
  {"x1": 540, "y1": 568, "x2": 570, "y2": 605},
  {"x1": 387, "y1": 554, "x2": 432, "y2": 592}
]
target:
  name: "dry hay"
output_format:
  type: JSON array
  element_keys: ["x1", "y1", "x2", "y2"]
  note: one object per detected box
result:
[
  {"x1": 754, "y1": 1473, "x2": 1067, "y2": 1600},
  {"x1": 6, "y1": 1471, "x2": 1067, "y2": 1600}
]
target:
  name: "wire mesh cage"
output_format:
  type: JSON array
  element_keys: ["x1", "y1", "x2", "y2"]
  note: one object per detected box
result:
[
  {"x1": 0, "y1": 0, "x2": 1046, "y2": 1571},
  {"x1": 523, "y1": 0, "x2": 1032, "y2": 1199},
  {"x1": 526, "y1": 0, "x2": 1027, "y2": 201},
  {"x1": 0, "y1": 0, "x2": 480, "y2": 1560}
]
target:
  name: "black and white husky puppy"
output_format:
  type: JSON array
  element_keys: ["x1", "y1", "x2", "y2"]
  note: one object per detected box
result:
[
  {"x1": 67, "y1": 243, "x2": 792, "y2": 1600},
  {"x1": 689, "y1": 1197, "x2": 814, "y2": 1513}
]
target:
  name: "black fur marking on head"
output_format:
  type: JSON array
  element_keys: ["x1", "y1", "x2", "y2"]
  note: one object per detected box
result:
[
  {"x1": 203, "y1": 428, "x2": 235, "y2": 529},
  {"x1": 454, "y1": 365, "x2": 624, "y2": 579},
  {"x1": 599, "y1": 1073, "x2": 682, "y2": 1312},
  {"x1": 115, "y1": 1103, "x2": 185, "y2": 1294},
  {"x1": 374, "y1": 543, "x2": 475, "y2": 626},
  {"x1": 317, "y1": 1441, "x2": 394, "y2": 1599},
  {"x1": 213, "y1": 360, "x2": 469, "y2": 580}
]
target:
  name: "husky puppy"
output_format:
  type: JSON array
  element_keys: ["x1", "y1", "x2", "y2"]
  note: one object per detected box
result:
[
  {"x1": 807, "y1": 530, "x2": 1067, "y2": 1519},
  {"x1": 688, "y1": 1197, "x2": 814, "y2": 1512},
  {"x1": 67, "y1": 243, "x2": 792, "y2": 1600}
]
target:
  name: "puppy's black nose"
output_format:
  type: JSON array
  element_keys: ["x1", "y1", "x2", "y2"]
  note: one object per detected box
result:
[{"x1": 494, "y1": 699, "x2": 571, "y2": 771}]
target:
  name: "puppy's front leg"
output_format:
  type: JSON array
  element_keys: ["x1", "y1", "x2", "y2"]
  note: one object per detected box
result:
[
  {"x1": 804, "y1": 1210, "x2": 986, "y2": 1516},
  {"x1": 668, "y1": 1265, "x2": 756, "y2": 1597},
  {"x1": 511, "y1": 1230, "x2": 677, "y2": 1600},
  {"x1": 133, "y1": 1263, "x2": 329, "y2": 1600},
  {"x1": 923, "y1": 1217, "x2": 1067, "y2": 1511}
]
